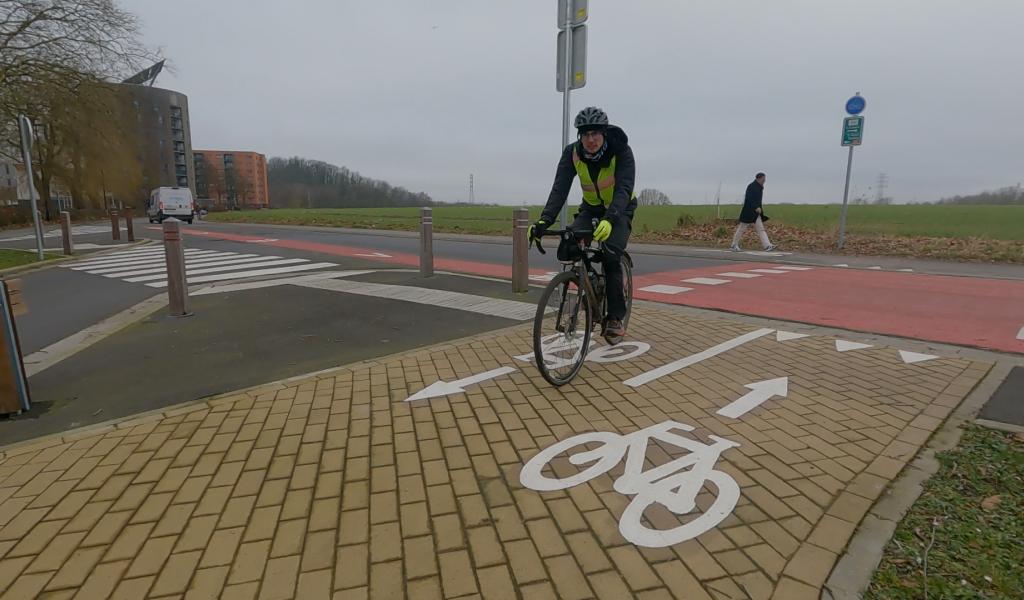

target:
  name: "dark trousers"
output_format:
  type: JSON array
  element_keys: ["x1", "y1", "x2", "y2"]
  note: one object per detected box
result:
[{"x1": 569, "y1": 206, "x2": 631, "y2": 320}]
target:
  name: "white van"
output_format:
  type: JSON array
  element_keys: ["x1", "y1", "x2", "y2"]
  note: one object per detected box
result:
[{"x1": 147, "y1": 187, "x2": 195, "y2": 224}]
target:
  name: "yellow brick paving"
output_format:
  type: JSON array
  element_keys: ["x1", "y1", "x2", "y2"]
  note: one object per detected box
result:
[{"x1": 0, "y1": 306, "x2": 990, "y2": 599}]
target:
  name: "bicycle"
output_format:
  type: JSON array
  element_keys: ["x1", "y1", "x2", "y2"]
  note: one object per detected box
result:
[
  {"x1": 519, "y1": 420, "x2": 741, "y2": 548},
  {"x1": 531, "y1": 221, "x2": 633, "y2": 386}
]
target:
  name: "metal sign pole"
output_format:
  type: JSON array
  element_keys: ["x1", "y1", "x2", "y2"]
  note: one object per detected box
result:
[
  {"x1": 559, "y1": 0, "x2": 573, "y2": 228},
  {"x1": 837, "y1": 145, "x2": 854, "y2": 250},
  {"x1": 18, "y1": 115, "x2": 44, "y2": 261}
]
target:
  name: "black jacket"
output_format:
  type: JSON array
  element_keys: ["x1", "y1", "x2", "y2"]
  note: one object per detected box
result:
[
  {"x1": 739, "y1": 180, "x2": 768, "y2": 223},
  {"x1": 541, "y1": 125, "x2": 637, "y2": 224}
]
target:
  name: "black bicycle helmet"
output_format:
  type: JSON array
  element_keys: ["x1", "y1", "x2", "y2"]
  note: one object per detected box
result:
[{"x1": 575, "y1": 106, "x2": 609, "y2": 131}]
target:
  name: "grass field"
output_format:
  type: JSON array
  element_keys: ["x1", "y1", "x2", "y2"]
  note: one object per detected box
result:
[
  {"x1": 206, "y1": 204, "x2": 1024, "y2": 241},
  {"x1": 0, "y1": 249, "x2": 57, "y2": 271}
]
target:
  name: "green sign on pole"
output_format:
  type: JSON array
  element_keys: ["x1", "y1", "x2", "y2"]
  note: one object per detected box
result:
[{"x1": 842, "y1": 116, "x2": 864, "y2": 146}]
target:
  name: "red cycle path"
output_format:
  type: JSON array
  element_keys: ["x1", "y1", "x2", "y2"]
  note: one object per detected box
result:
[
  {"x1": 635, "y1": 264, "x2": 1024, "y2": 354},
  {"x1": 166, "y1": 228, "x2": 1024, "y2": 354}
]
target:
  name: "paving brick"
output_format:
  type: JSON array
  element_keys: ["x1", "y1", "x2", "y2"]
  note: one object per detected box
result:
[
  {"x1": 782, "y1": 543, "x2": 839, "y2": 588},
  {"x1": 772, "y1": 576, "x2": 819, "y2": 600},
  {"x1": 438, "y1": 550, "x2": 478, "y2": 597},
  {"x1": 125, "y1": 535, "x2": 178, "y2": 578},
  {"x1": 405, "y1": 577, "x2": 442, "y2": 600},
  {"x1": 149, "y1": 549, "x2": 203, "y2": 596},
  {"x1": 72, "y1": 559, "x2": 130, "y2": 599},
  {"x1": 527, "y1": 518, "x2": 569, "y2": 558},
  {"x1": 228, "y1": 540, "x2": 271, "y2": 585},
  {"x1": 477, "y1": 564, "x2": 517, "y2": 600},
  {"x1": 505, "y1": 539, "x2": 548, "y2": 585},
  {"x1": 653, "y1": 562, "x2": 713, "y2": 600},
  {"x1": 258, "y1": 555, "x2": 300, "y2": 600},
  {"x1": 608, "y1": 545, "x2": 663, "y2": 591},
  {"x1": 302, "y1": 530, "x2": 337, "y2": 572},
  {"x1": 403, "y1": 535, "x2": 438, "y2": 579},
  {"x1": 296, "y1": 568, "x2": 333, "y2": 599},
  {"x1": 43, "y1": 545, "x2": 105, "y2": 591},
  {"x1": 333, "y1": 543, "x2": 369, "y2": 590},
  {"x1": 271, "y1": 518, "x2": 308, "y2": 558},
  {"x1": 200, "y1": 527, "x2": 245, "y2": 568},
  {"x1": 545, "y1": 554, "x2": 592, "y2": 600}
]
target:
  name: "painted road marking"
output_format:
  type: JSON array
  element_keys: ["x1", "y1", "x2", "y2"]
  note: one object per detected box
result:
[
  {"x1": 624, "y1": 328, "x2": 775, "y2": 388},
  {"x1": 192, "y1": 271, "x2": 375, "y2": 295},
  {"x1": 775, "y1": 266, "x2": 813, "y2": 271},
  {"x1": 1017, "y1": 326, "x2": 1024, "y2": 341},
  {"x1": 776, "y1": 331, "x2": 809, "y2": 342},
  {"x1": 716, "y1": 377, "x2": 789, "y2": 419},
  {"x1": 405, "y1": 367, "x2": 517, "y2": 402},
  {"x1": 717, "y1": 272, "x2": 761, "y2": 279},
  {"x1": 125, "y1": 259, "x2": 310, "y2": 283},
  {"x1": 67, "y1": 249, "x2": 223, "y2": 269},
  {"x1": 748, "y1": 269, "x2": 789, "y2": 274},
  {"x1": 147, "y1": 263, "x2": 338, "y2": 287},
  {"x1": 639, "y1": 285, "x2": 693, "y2": 295},
  {"x1": 295, "y1": 279, "x2": 539, "y2": 321},
  {"x1": 834, "y1": 264, "x2": 849, "y2": 268},
  {"x1": 682, "y1": 277, "x2": 731, "y2": 286},
  {"x1": 98, "y1": 255, "x2": 269, "y2": 277},
  {"x1": 87, "y1": 253, "x2": 247, "y2": 274},
  {"x1": 355, "y1": 252, "x2": 392, "y2": 258},
  {"x1": 836, "y1": 340, "x2": 873, "y2": 352},
  {"x1": 899, "y1": 350, "x2": 939, "y2": 364},
  {"x1": 867, "y1": 266, "x2": 883, "y2": 270}
]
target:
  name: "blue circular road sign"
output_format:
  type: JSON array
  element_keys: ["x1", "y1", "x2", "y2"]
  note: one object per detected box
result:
[{"x1": 846, "y1": 95, "x2": 866, "y2": 115}]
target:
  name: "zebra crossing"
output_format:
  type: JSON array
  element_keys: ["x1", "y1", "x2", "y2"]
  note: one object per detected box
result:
[{"x1": 61, "y1": 246, "x2": 336, "y2": 288}]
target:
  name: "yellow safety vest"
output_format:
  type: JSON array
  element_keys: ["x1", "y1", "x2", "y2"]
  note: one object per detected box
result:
[{"x1": 573, "y1": 148, "x2": 617, "y2": 207}]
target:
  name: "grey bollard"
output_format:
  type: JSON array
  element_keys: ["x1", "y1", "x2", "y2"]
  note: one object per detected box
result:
[
  {"x1": 124, "y1": 208, "x2": 135, "y2": 242},
  {"x1": 60, "y1": 211, "x2": 73, "y2": 255},
  {"x1": 512, "y1": 208, "x2": 530, "y2": 293},
  {"x1": 110, "y1": 210, "x2": 120, "y2": 241},
  {"x1": 420, "y1": 207, "x2": 433, "y2": 277},
  {"x1": 162, "y1": 218, "x2": 192, "y2": 317}
]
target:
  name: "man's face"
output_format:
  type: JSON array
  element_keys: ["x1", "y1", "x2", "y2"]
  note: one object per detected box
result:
[
  {"x1": 580, "y1": 130, "x2": 605, "y2": 154},
  {"x1": 757, "y1": 175, "x2": 766, "y2": 186}
]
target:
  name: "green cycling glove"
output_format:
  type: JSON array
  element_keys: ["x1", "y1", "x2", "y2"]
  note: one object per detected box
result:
[{"x1": 593, "y1": 219, "x2": 612, "y2": 242}]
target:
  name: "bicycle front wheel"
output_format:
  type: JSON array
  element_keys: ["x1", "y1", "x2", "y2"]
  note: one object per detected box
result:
[
  {"x1": 533, "y1": 270, "x2": 593, "y2": 386},
  {"x1": 621, "y1": 253, "x2": 634, "y2": 330}
]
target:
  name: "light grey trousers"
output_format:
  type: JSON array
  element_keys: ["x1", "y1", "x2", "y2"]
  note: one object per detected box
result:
[{"x1": 732, "y1": 216, "x2": 772, "y2": 249}]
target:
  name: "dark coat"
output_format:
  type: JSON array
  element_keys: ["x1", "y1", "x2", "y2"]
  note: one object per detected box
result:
[
  {"x1": 739, "y1": 180, "x2": 769, "y2": 224},
  {"x1": 541, "y1": 125, "x2": 638, "y2": 224}
]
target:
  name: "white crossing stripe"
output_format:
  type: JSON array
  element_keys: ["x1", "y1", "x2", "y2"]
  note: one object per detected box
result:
[
  {"x1": 717, "y1": 272, "x2": 761, "y2": 279},
  {"x1": 774, "y1": 266, "x2": 813, "y2": 271},
  {"x1": 294, "y1": 278, "x2": 538, "y2": 321},
  {"x1": 682, "y1": 277, "x2": 731, "y2": 286},
  {"x1": 61, "y1": 246, "x2": 337, "y2": 287},
  {"x1": 639, "y1": 285, "x2": 693, "y2": 295},
  {"x1": 148, "y1": 262, "x2": 338, "y2": 287},
  {"x1": 748, "y1": 269, "x2": 789, "y2": 274}
]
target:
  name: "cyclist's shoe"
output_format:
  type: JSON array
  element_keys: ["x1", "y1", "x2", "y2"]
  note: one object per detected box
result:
[
  {"x1": 729, "y1": 245, "x2": 741, "y2": 252},
  {"x1": 604, "y1": 319, "x2": 626, "y2": 344},
  {"x1": 764, "y1": 244, "x2": 778, "y2": 252}
]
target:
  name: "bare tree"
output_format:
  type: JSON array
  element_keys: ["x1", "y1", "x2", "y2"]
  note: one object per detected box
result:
[{"x1": 637, "y1": 188, "x2": 671, "y2": 206}]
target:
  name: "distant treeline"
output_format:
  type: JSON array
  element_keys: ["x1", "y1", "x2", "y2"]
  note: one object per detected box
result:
[
  {"x1": 268, "y1": 157, "x2": 433, "y2": 208},
  {"x1": 938, "y1": 185, "x2": 1022, "y2": 205}
]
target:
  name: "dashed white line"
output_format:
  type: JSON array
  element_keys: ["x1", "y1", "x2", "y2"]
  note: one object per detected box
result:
[
  {"x1": 682, "y1": 277, "x2": 731, "y2": 286},
  {"x1": 639, "y1": 285, "x2": 693, "y2": 295},
  {"x1": 748, "y1": 269, "x2": 789, "y2": 274},
  {"x1": 774, "y1": 266, "x2": 813, "y2": 271},
  {"x1": 717, "y1": 272, "x2": 761, "y2": 279}
]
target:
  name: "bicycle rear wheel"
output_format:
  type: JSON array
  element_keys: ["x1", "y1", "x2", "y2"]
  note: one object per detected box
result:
[
  {"x1": 533, "y1": 270, "x2": 593, "y2": 386},
  {"x1": 621, "y1": 253, "x2": 634, "y2": 329}
]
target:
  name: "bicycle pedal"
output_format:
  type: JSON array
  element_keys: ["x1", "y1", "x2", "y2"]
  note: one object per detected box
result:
[{"x1": 603, "y1": 334, "x2": 624, "y2": 346}]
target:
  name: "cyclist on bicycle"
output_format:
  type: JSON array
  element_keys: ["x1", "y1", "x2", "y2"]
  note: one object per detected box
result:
[{"x1": 529, "y1": 106, "x2": 638, "y2": 339}]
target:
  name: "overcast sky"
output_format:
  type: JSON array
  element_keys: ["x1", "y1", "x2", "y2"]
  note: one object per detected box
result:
[{"x1": 124, "y1": 0, "x2": 1022, "y2": 206}]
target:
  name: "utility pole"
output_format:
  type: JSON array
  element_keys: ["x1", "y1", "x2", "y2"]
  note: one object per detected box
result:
[
  {"x1": 876, "y1": 173, "x2": 889, "y2": 204},
  {"x1": 468, "y1": 174, "x2": 475, "y2": 204},
  {"x1": 715, "y1": 182, "x2": 722, "y2": 219}
]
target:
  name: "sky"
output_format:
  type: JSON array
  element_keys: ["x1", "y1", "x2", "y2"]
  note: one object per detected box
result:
[{"x1": 123, "y1": 0, "x2": 1023, "y2": 206}]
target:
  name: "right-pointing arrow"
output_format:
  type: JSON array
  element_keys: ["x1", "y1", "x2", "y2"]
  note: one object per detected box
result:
[{"x1": 716, "y1": 377, "x2": 789, "y2": 419}]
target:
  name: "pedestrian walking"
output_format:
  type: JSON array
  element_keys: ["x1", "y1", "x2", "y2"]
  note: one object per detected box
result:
[{"x1": 730, "y1": 173, "x2": 776, "y2": 252}]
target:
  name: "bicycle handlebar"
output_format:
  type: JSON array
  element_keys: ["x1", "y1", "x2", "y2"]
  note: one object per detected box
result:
[{"x1": 533, "y1": 228, "x2": 595, "y2": 255}]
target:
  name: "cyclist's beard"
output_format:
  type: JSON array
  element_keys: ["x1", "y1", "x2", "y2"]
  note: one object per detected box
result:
[{"x1": 581, "y1": 140, "x2": 608, "y2": 162}]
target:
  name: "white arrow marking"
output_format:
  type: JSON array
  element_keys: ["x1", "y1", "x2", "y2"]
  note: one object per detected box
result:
[
  {"x1": 1017, "y1": 326, "x2": 1024, "y2": 341},
  {"x1": 836, "y1": 340, "x2": 873, "y2": 352},
  {"x1": 717, "y1": 377, "x2": 789, "y2": 419},
  {"x1": 776, "y1": 331, "x2": 809, "y2": 342},
  {"x1": 624, "y1": 328, "x2": 774, "y2": 388},
  {"x1": 899, "y1": 350, "x2": 939, "y2": 364},
  {"x1": 405, "y1": 367, "x2": 516, "y2": 402},
  {"x1": 355, "y1": 252, "x2": 392, "y2": 258}
]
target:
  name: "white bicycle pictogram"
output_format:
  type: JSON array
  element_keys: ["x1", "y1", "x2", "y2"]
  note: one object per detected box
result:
[
  {"x1": 519, "y1": 420, "x2": 741, "y2": 548},
  {"x1": 515, "y1": 334, "x2": 651, "y2": 370}
]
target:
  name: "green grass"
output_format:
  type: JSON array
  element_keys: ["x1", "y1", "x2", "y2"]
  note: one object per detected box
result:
[
  {"x1": 205, "y1": 204, "x2": 1024, "y2": 241},
  {"x1": 0, "y1": 248, "x2": 57, "y2": 270},
  {"x1": 866, "y1": 426, "x2": 1024, "y2": 599}
]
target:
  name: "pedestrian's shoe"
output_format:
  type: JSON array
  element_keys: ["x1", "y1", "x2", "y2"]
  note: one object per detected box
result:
[
  {"x1": 729, "y1": 245, "x2": 741, "y2": 252},
  {"x1": 764, "y1": 244, "x2": 777, "y2": 252},
  {"x1": 604, "y1": 319, "x2": 626, "y2": 344}
]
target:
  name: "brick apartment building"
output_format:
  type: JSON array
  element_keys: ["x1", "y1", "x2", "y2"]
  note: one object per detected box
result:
[{"x1": 193, "y1": 150, "x2": 270, "y2": 209}]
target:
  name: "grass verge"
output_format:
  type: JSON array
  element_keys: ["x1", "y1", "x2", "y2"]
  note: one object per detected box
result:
[{"x1": 0, "y1": 248, "x2": 58, "y2": 271}]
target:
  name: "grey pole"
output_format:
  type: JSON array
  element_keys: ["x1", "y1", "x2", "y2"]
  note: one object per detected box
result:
[
  {"x1": 110, "y1": 209, "x2": 121, "y2": 241},
  {"x1": 59, "y1": 211, "x2": 73, "y2": 256},
  {"x1": 17, "y1": 116, "x2": 44, "y2": 261},
  {"x1": 512, "y1": 208, "x2": 530, "y2": 293},
  {"x1": 420, "y1": 207, "x2": 433, "y2": 277},
  {"x1": 162, "y1": 218, "x2": 191, "y2": 317},
  {"x1": 559, "y1": 0, "x2": 573, "y2": 229},
  {"x1": 837, "y1": 145, "x2": 855, "y2": 249}
]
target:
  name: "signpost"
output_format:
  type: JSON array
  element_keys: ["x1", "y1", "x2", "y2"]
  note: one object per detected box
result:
[
  {"x1": 837, "y1": 93, "x2": 866, "y2": 250},
  {"x1": 18, "y1": 115, "x2": 45, "y2": 261},
  {"x1": 556, "y1": 0, "x2": 588, "y2": 227}
]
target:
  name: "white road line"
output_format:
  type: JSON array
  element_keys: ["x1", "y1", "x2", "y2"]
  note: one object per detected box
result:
[
  {"x1": 774, "y1": 266, "x2": 813, "y2": 271},
  {"x1": 1016, "y1": 326, "x2": 1024, "y2": 341},
  {"x1": 623, "y1": 328, "x2": 775, "y2": 388},
  {"x1": 100, "y1": 255, "x2": 273, "y2": 278},
  {"x1": 125, "y1": 258, "x2": 309, "y2": 282},
  {"x1": 899, "y1": 351, "x2": 939, "y2": 364},
  {"x1": 776, "y1": 331, "x2": 809, "y2": 342},
  {"x1": 717, "y1": 272, "x2": 761, "y2": 279},
  {"x1": 192, "y1": 271, "x2": 375, "y2": 296},
  {"x1": 716, "y1": 377, "x2": 789, "y2": 419},
  {"x1": 867, "y1": 266, "x2": 883, "y2": 270},
  {"x1": 748, "y1": 269, "x2": 789, "y2": 274},
  {"x1": 147, "y1": 262, "x2": 337, "y2": 287},
  {"x1": 834, "y1": 264, "x2": 849, "y2": 268},
  {"x1": 836, "y1": 340, "x2": 873, "y2": 352},
  {"x1": 682, "y1": 277, "x2": 731, "y2": 286},
  {"x1": 295, "y1": 278, "x2": 539, "y2": 321},
  {"x1": 639, "y1": 285, "x2": 693, "y2": 295},
  {"x1": 86, "y1": 252, "x2": 247, "y2": 274},
  {"x1": 69, "y1": 249, "x2": 222, "y2": 269}
]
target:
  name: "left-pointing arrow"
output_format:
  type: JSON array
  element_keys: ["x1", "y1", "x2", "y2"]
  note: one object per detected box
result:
[
  {"x1": 405, "y1": 367, "x2": 517, "y2": 402},
  {"x1": 716, "y1": 377, "x2": 788, "y2": 419}
]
